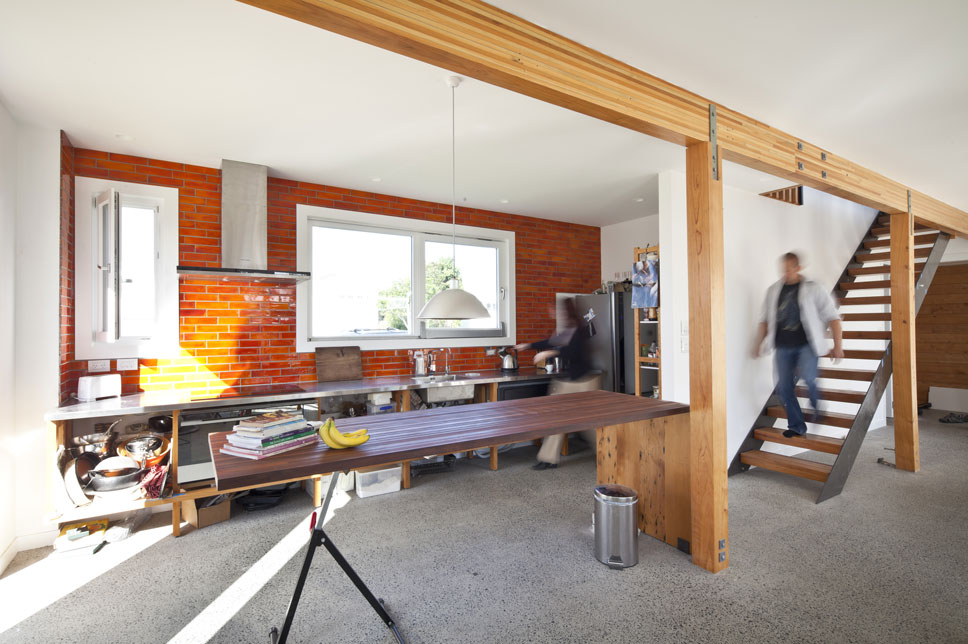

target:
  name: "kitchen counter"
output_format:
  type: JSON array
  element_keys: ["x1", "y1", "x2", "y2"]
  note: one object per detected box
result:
[{"x1": 45, "y1": 368, "x2": 553, "y2": 421}]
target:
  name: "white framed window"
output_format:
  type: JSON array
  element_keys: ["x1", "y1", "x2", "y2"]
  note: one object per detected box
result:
[
  {"x1": 75, "y1": 177, "x2": 179, "y2": 359},
  {"x1": 296, "y1": 205, "x2": 515, "y2": 351}
]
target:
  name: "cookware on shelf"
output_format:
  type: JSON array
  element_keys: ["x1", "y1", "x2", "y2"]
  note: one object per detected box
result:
[{"x1": 118, "y1": 435, "x2": 171, "y2": 468}]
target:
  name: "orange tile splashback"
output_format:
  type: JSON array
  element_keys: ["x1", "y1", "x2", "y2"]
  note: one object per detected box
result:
[{"x1": 58, "y1": 136, "x2": 601, "y2": 401}]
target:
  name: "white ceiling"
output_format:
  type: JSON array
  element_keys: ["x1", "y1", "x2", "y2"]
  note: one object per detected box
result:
[
  {"x1": 1, "y1": 1, "x2": 960, "y2": 228},
  {"x1": 490, "y1": 0, "x2": 968, "y2": 213}
]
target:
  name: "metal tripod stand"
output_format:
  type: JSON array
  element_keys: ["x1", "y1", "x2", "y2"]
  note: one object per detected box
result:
[{"x1": 269, "y1": 471, "x2": 406, "y2": 643}]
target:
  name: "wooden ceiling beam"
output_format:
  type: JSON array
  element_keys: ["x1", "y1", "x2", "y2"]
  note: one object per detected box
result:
[{"x1": 239, "y1": 0, "x2": 968, "y2": 237}]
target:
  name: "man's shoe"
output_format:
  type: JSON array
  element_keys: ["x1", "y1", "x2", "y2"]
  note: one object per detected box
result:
[
  {"x1": 532, "y1": 462, "x2": 558, "y2": 471},
  {"x1": 782, "y1": 429, "x2": 804, "y2": 438}
]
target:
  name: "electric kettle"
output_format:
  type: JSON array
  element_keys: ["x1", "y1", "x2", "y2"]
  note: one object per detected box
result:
[{"x1": 498, "y1": 347, "x2": 519, "y2": 372}]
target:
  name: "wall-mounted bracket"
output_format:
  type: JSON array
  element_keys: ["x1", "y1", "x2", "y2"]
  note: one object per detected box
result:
[{"x1": 709, "y1": 104, "x2": 719, "y2": 181}]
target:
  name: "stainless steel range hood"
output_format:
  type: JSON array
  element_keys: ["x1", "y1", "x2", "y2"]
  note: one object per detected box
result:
[{"x1": 177, "y1": 159, "x2": 309, "y2": 283}]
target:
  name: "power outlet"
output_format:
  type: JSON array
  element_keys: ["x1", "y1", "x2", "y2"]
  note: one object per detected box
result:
[
  {"x1": 88, "y1": 359, "x2": 110, "y2": 373},
  {"x1": 116, "y1": 358, "x2": 138, "y2": 371},
  {"x1": 485, "y1": 347, "x2": 497, "y2": 356}
]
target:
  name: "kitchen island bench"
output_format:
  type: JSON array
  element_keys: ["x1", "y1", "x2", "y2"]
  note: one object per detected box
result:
[{"x1": 209, "y1": 390, "x2": 693, "y2": 552}]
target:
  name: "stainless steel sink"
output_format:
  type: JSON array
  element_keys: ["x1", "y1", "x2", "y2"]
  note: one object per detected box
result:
[
  {"x1": 412, "y1": 373, "x2": 475, "y2": 403},
  {"x1": 411, "y1": 374, "x2": 459, "y2": 383}
]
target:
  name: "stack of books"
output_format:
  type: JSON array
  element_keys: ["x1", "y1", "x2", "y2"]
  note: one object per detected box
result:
[{"x1": 220, "y1": 411, "x2": 317, "y2": 460}]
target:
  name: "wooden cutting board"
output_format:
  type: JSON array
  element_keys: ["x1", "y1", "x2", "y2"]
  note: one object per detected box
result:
[{"x1": 314, "y1": 346, "x2": 363, "y2": 382}]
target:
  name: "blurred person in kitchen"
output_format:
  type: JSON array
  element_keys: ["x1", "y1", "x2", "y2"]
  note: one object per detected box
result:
[
  {"x1": 516, "y1": 297, "x2": 600, "y2": 470},
  {"x1": 751, "y1": 251, "x2": 844, "y2": 438}
]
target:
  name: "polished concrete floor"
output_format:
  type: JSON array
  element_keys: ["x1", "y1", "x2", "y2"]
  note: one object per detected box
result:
[{"x1": 2, "y1": 410, "x2": 967, "y2": 643}]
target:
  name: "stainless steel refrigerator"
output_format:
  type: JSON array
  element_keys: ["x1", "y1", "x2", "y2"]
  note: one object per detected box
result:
[{"x1": 557, "y1": 289, "x2": 635, "y2": 394}]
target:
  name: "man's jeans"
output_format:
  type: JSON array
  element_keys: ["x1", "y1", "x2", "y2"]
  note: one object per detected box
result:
[{"x1": 775, "y1": 344, "x2": 819, "y2": 435}]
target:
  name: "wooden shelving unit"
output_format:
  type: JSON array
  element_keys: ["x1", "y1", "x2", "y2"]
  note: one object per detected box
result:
[{"x1": 633, "y1": 245, "x2": 661, "y2": 398}]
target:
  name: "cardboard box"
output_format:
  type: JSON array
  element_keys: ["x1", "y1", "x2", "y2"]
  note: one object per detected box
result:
[{"x1": 182, "y1": 495, "x2": 232, "y2": 529}]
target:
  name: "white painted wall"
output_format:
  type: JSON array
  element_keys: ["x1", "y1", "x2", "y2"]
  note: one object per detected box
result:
[
  {"x1": 658, "y1": 170, "x2": 884, "y2": 462},
  {"x1": 0, "y1": 101, "x2": 18, "y2": 573},
  {"x1": 600, "y1": 213, "x2": 659, "y2": 282},
  {"x1": 13, "y1": 125, "x2": 61, "y2": 554},
  {"x1": 600, "y1": 176, "x2": 660, "y2": 282}
]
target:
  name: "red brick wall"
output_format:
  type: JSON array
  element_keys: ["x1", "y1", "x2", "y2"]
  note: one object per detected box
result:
[
  {"x1": 59, "y1": 132, "x2": 79, "y2": 402},
  {"x1": 60, "y1": 145, "x2": 601, "y2": 398}
]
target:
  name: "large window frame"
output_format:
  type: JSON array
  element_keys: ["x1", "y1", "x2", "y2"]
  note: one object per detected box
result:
[
  {"x1": 74, "y1": 177, "x2": 179, "y2": 359},
  {"x1": 296, "y1": 205, "x2": 515, "y2": 351}
]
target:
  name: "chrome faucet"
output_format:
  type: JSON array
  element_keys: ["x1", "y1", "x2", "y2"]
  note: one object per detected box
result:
[{"x1": 442, "y1": 348, "x2": 452, "y2": 375}]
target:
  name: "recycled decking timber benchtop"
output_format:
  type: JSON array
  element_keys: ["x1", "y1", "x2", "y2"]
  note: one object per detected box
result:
[{"x1": 208, "y1": 390, "x2": 689, "y2": 491}]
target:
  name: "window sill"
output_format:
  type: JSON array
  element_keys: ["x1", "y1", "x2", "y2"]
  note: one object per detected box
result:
[{"x1": 297, "y1": 334, "x2": 514, "y2": 353}]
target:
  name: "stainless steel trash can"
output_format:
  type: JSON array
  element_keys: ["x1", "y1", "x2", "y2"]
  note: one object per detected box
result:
[{"x1": 593, "y1": 484, "x2": 638, "y2": 569}]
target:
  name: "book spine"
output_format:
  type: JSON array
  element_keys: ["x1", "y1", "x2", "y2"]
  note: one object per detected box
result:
[{"x1": 229, "y1": 429, "x2": 315, "y2": 449}]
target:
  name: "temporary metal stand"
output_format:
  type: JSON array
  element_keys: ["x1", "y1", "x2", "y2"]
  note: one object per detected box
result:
[{"x1": 269, "y1": 472, "x2": 406, "y2": 644}]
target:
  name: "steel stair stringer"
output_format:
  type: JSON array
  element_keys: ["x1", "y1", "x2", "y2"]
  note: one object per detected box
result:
[{"x1": 816, "y1": 230, "x2": 949, "y2": 502}]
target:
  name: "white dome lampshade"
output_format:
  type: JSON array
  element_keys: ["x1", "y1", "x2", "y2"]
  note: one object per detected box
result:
[{"x1": 417, "y1": 285, "x2": 489, "y2": 320}]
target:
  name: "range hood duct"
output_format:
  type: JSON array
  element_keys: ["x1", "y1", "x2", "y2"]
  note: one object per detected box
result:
[
  {"x1": 177, "y1": 159, "x2": 309, "y2": 282},
  {"x1": 222, "y1": 159, "x2": 268, "y2": 271}
]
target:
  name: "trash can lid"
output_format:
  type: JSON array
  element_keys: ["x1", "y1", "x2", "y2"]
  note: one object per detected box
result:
[{"x1": 594, "y1": 484, "x2": 638, "y2": 504}]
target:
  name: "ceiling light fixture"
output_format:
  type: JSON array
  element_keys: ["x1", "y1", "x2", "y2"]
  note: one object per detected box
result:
[
  {"x1": 417, "y1": 76, "x2": 489, "y2": 321},
  {"x1": 371, "y1": 177, "x2": 382, "y2": 182},
  {"x1": 499, "y1": 199, "x2": 509, "y2": 204},
  {"x1": 114, "y1": 133, "x2": 134, "y2": 141},
  {"x1": 634, "y1": 197, "x2": 644, "y2": 202}
]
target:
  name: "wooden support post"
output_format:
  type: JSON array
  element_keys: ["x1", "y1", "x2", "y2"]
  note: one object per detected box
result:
[
  {"x1": 597, "y1": 415, "x2": 690, "y2": 547},
  {"x1": 312, "y1": 476, "x2": 323, "y2": 506},
  {"x1": 560, "y1": 434, "x2": 569, "y2": 456},
  {"x1": 171, "y1": 409, "x2": 181, "y2": 537},
  {"x1": 489, "y1": 446, "x2": 499, "y2": 471},
  {"x1": 401, "y1": 461, "x2": 411, "y2": 489},
  {"x1": 891, "y1": 209, "x2": 919, "y2": 471},
  {"x1": 487, "y1": 382, "x2": 499, "y2": 402},
  {"x1": 393, "y1": 389, "x2": 411, "y2": 412},
  {"x1": 685, "y1": 141, "x2": 728, "y2": 572},
  {"x1": 395, "y1": 390, "x2": 413, "y2": 488}
]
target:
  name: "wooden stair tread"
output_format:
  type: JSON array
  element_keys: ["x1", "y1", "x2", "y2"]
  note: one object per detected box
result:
[
  {"x1": 863, "y1": 233, "x2": 938, "y2": 249},
  {"x1": 848, "y1": 265, "x2": 924, "y2": 276},
  {"x1": 753, "y1": 428, "x2": 845, "y2": 454},
  {"x1": 842, "y1": 330, "x2": 891, "y2": 340},
  {"x1": 818, "y1": 367, "x2": 876, "y2": 381},
  {"x1": 839, "y1": 280, "x2": 890, "y2": 290},
  {"x1": 855, "y1": 247, "x2": 932, "y2": 263},
  {"x1": 875, "y1": 214, "x2": 934, "y2": 227},
  {"x1": 840, "y1": 295, "x2": 891, "y2": 305},
  {"x1": 832, "y1": 348, "x2": 885, "y2": 359},
  {"x1": 796, "y1": 386, "x2": 866, "y2": 404},
  {"x1": 767, "y1": 405, "x2": 854, "y2": 428},
  {"x1": 739, "y1": 450, "x2": 832, "y2": 482},
  {"x1": 870, "y1": 224, "x2": 934, "y2": 235},
  {"x1": 841, "y1": 313, "x2": 892, "y2": 322}
]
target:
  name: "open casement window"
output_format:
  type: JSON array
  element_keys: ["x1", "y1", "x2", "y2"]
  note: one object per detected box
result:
[
  {"x1": 75, "y1": 177, "x2": 178, "y2": 360},
  {"x1": 94, "y1": 188, "x2": 119, "y2": 342},
  {"x1": 297, "y1": 205, "x2": 515, "y2": 350},
  {"x1": 93, "y1": 189, "x2": 160, "y2": 342}
]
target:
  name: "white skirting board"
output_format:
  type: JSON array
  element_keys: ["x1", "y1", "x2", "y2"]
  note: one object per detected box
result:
[{"x1": 928, "y1": 387, "x2": 968, "y2": 413}]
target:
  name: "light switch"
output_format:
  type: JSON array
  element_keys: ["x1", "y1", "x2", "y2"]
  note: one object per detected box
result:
[
  {"x1": 116, "y1": 358, "x2": 138, "y2": 371},
  {"x1": 88, "y1": 359, "x2": 110, "y2": 373},
  {"x1": 680, "y1": 337, "x2": 689, "y2": 353}
]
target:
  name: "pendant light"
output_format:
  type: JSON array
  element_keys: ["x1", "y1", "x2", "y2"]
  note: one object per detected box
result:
[{"x1": 417, "y1": 76, "x2": 489, "y2": 321}]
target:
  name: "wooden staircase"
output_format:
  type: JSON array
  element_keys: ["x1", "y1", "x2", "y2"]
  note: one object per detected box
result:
[{"x1": 729, "y1": 213, "x2": 950, "y2": 502}]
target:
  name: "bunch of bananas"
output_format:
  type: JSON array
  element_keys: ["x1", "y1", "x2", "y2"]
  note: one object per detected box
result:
[{"x1": 318, "y1": 417, "x2": 369, "y2": 449}]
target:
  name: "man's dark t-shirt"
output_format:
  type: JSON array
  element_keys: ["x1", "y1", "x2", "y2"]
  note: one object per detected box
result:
[{"x1": 776, "y1": 282, "x2": 808, "y2": 347}]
